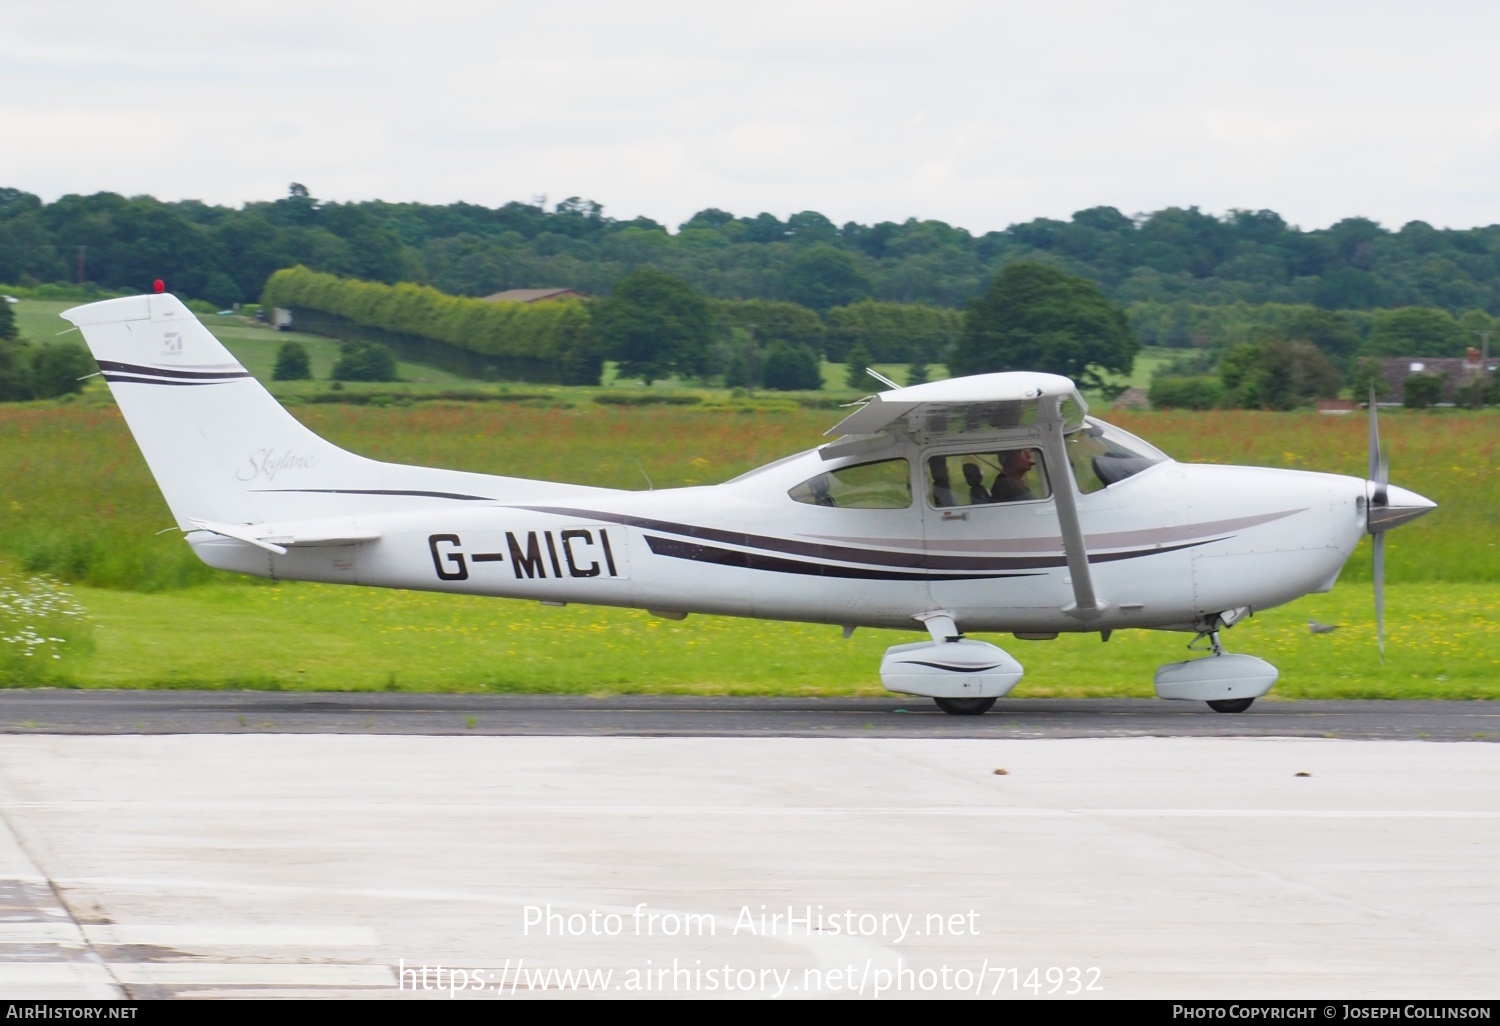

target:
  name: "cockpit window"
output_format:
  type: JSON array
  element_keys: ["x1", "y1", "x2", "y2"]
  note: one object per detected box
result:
[
  {"x1": 1066, "y1": 417, "x2": 1169, "y2": 494},
  {"x1": 789, "y1": 458, "x2": 911, "y2": 509}
]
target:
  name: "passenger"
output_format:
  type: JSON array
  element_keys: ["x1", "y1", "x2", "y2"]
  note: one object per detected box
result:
[
  {"x1": 990, "y1": 449, "x2": 1037, "y2": 502},
  {"x1": 962, "y1": 462, "x2": 990, "y2": 505},
  {"x1": 928, "y1": 456, "x2": 956, "y2": 507}
]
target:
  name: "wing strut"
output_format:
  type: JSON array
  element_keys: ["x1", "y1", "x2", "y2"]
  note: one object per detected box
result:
[{"x1": 1037, "y1": 397, "x2": 1106, "y2": 621}]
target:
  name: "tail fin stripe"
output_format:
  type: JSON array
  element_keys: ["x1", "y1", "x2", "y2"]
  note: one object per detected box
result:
[
  {"x1": 101, "y1": 373, "x2": 241, "y2": 387},
  {"x1": 96, "y1": 359, "x2": 252, "y2": 381},
  {"x1": 252, "y1": 488, "x2": 496, "y2": 501}
]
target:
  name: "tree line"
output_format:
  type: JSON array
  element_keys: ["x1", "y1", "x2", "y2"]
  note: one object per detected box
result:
[
  {"x1": 268, "y1": 260, "x2": 1496, "y2": 407},
  {"x1": 261, "y1": 263, "x2": 1135, "y2": 394},
  {"x1": 262, "y1": 265, "x2": 965, "y2": 389},
  {"x1": 10, "y1": 184, "x2": 1500, "y2": 315}
]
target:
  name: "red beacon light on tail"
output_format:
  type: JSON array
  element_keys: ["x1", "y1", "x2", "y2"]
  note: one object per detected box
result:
[{"x1": 152, "y1": 279, "x2": 165, "y2": 294}]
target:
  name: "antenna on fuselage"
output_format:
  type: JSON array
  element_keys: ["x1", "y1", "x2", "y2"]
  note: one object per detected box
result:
[{"x1": 631, "y1": 456, "x2": 654, "y2": 491}]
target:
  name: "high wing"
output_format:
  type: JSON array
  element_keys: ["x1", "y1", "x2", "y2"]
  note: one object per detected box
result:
[{"x1": 821, "y1": 372, "x2": 1085, "y2": 456}]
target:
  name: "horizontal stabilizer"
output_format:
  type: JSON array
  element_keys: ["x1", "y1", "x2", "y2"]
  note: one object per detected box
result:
[{"x1": 187, "y1": 517, "x2": 383, "y2": 556}]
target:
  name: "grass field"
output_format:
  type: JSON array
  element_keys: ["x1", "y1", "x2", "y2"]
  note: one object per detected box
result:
[
  {"x1": 2, "y1": 298, "x2": 1495, "y2": 697},
  {"x1": 4, "y1": 400, "x2": 1488, "y2": 589},
  {"x1": 2, "y1": 572, "x2": 1494, "y2": 699}
]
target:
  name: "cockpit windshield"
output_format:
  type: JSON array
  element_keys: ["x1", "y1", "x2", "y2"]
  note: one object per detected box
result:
[{"x1": 1065, "y1": 417, "x2": 1170, "y2": 494}]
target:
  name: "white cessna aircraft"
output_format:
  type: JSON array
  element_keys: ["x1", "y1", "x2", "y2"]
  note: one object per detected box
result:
[{"x1": 64, "y1": 292, "x2": 1435, "y2": 715}]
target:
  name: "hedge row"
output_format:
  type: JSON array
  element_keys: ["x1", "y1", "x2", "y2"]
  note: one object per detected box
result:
[
  {"x1": 263, "y1": 266, "x2": 965, "y2": 385},
  {"x1": 261, "y1": 266, "x2": 603, "y2": 384}
]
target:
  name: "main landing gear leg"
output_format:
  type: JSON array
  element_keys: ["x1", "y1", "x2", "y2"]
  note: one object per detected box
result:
[{"x1": 912, "y1": 611, "x2": 1001, "y2": 716}]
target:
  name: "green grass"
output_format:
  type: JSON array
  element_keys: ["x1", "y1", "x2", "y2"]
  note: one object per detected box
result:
[
  {"x1": 8, "y1": 574, "x2": 1493, "y2": 698},
  {"x1": 1091, "y1": 346, "x2": 1179, "y2": 394},
  {"x1": 11, "y1": 297, "x2": 85, "y2": 345},
  {"x1": 4, "y1": 400, "x2": 1491, "y2": 590}
]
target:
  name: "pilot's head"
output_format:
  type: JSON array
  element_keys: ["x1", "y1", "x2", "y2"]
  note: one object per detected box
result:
[
  {"x1": 1001, "y1": 449, "x2": 1035, "y2": 478},
  {"x1": 962, "y1": 462, "x2": 984, "y2": 486}
]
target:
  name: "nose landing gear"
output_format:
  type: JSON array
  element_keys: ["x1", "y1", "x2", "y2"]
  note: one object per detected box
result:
[
  {"x1": 1154, "y1": 616, "x2": 1278, "y2": 713},
  {"x1": 1199, "y1": 626, "x2": 1255, "y2": 711}
]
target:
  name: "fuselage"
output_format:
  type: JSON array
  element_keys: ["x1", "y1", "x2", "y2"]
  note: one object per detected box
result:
[{"x1": 189, "y1": 438, "x2": 1374, "y2": 636}]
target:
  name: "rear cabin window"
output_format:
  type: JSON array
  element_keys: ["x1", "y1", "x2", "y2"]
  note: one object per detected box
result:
[{"x1": 789, "y1": 458, "x2": 911, "y2": 509}]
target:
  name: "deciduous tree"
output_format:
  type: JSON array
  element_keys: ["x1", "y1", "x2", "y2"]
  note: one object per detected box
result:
[
  {"x1": 760, "y1": 341, "x2": 822, "y2": 391},
  {"x1": 593, "y1": 269, "x2": 710, "y2": 385},
  {"x1": 951, "y1": 262, "x2": 1136, "y2": 389},
  {"x1": 272, "y1": 341, "x2": 311, "y2": 381}
]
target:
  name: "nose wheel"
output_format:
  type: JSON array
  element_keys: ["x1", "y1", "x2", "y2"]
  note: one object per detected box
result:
[
  {"x1": 1206, "y1": 698, "x2": 1255, "y2": 714},
  {"x1": 933, "y1": 696, "x2": 997, "y2": 716}
]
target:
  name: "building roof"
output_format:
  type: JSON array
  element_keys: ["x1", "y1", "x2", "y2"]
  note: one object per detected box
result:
[
  {"x1": 480, "y1": 288, "x2": 585, "y2": 304},
  {"x1": 1379, "y1": 354, "x2": 1496, "y2": 403}
]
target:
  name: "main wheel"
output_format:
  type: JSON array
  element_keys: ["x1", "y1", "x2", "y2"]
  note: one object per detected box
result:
[
  {"x1": 933, "y1": 696, "x2": 997, "y2": 716},
  {"x1": 1207, "y1": 698, "x2": 1255, "y2": 714}
]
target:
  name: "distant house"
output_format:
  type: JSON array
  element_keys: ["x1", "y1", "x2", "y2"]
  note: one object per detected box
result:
[
  {"x1": 481, "y1": 288, "x2": 586, "y2": 304},
  {"x1": 1380, "y1": 348, "x2": 1496, "y2": 403}
]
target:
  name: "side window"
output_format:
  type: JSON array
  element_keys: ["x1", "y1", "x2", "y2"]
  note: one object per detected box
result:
[
  {"x1": 926, "y1": 450, "x2": 1051, "y2": 508},
  {"x1": 789, "y1": 458, "x2": 911, "y2": 509}
]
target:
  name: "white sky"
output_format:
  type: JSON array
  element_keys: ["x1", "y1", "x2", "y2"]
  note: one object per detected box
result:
[{"x1": 5, "y1": 0, "x2": 1500, "y2": 233}]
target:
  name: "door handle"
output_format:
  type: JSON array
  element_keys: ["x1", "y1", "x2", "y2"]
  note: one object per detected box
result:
[{"x1": 940, "y1": 510, "x2": 967, "y2": 521}]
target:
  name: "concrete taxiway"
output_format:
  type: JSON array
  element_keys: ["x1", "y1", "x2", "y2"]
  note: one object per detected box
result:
[{"x1": 0, "y1": 732, "x2": 1496, "y2": 999}]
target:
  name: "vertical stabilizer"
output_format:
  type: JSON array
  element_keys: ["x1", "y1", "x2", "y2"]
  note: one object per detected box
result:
[{"x1": 63, "y1": 294, "x2": 366, "y2": 527}]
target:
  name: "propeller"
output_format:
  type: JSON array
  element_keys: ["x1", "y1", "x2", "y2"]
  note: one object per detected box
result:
[
  {"x1": 1367, "y1": 385, "x2": 1389, "y2": 655},
  {"x1": 1362, "y1": 387, "x2": 1437, "y2": 656}
]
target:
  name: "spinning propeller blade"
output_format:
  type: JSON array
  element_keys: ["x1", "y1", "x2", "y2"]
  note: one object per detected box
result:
[
  {"x1": 1368, "y1": 384, "x2": 1387, "y2": 655},
  {"x1": 1373, "y1": 531, "x2": 1385, "y2": 656},
  {"x1": 1368, "y1": 384, "x2": 1388, "y2": 505}
]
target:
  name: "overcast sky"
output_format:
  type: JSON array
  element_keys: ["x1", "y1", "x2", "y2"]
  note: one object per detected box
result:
[{"x1": 6, "y1": 1, "x2": 1500, "y2": 233}]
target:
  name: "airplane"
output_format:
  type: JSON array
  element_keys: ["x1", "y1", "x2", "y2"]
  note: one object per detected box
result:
[{"x1": 61, "y1": 290, "x2": 1436, "y2": 715}]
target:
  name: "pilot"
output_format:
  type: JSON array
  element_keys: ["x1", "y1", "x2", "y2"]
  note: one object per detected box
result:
[
  {"x1": 809, "y1": 473, "x2": 837, "y2": 507},
  {"x1": 990, "y1": 449, "x2": 1036, "y2": 502},
  {"x1": 962, "y1": 462, "x2": 989, "y2": 505},
  {"x1": 928, "y1": 457, "x2": 955, "y2": 507}
]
